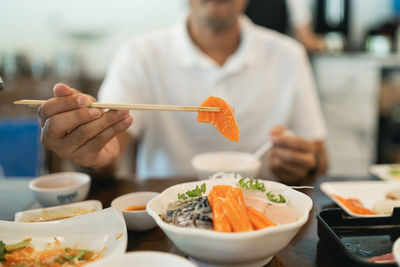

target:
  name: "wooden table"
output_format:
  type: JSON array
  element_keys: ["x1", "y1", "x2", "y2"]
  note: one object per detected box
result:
[{"x1": 87, "y1": 175, "x2": 358, "y2": 267}]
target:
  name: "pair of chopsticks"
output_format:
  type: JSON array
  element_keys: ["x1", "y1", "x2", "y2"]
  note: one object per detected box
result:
[{"x1": 14, "y1": 100, "x2": 220, "y2": 112}]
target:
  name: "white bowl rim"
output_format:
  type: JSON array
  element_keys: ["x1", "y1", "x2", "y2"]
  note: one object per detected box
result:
[
  {"x1": 191, "y1": 151, "x2": 261, "y2": 172},
  {"x1": 111, "y1": 191, "x2": 160, "y2": 214},
  {"x1": 147, "y1": 177, "x2": 313, "y2": 240},
  {"x1": 393, "y1": 237, "x2": 400, "y2": 264},
  {"x1": 14, "y1": 200, "x2": 103, "y2": 222},
  {"x1": 2, "y1": 206, "x2": 120, "y2": 226},
  {"x1": 29, "y1": 172, "x2": 91, "y2": 192},
  {"x1": 88, "y1": 251, "x2": 197, "y2": 266}
]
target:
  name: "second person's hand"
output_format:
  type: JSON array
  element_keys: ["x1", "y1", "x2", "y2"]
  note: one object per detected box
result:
[
  {"x1": 267, "y1": 126, "x2": 317, "y2": 184},
  {"x1": 39, "y1": 83, "x2": 133, "y2": 169}
]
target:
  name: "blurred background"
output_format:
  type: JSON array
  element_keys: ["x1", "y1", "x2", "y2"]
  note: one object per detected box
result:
[{"x1": 1, "y1": 0, "x2": 400, "y2": 178}]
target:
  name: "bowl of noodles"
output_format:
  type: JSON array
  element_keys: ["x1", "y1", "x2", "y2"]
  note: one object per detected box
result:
[{"x1": 147, "y1": 173, "x2": 312, "y2": 267}]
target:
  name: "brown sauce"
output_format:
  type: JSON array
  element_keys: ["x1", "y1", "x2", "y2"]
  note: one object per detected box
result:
[
  {"x1": 37, "y1": 181, "x2": 80, "y2": 189},
  {"x1": 125, "y1": 205, "x2": 146, "y2": 211}
]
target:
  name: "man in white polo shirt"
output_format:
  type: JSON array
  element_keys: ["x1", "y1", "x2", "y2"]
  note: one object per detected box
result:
[{"x1": 38, "y1": 0, "x2": 328, "y2": 184}]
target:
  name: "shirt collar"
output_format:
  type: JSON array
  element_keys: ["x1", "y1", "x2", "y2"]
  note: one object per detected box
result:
[{"x1": 173, "y1": 12, "x2": 258, "y2": 72}]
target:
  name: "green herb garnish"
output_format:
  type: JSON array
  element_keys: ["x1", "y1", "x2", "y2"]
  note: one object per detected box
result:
[
  {"x1": 0, "y1": 241, "x2": 6, "y2": 261},
  {"x1": 237, "y1": 178, "x2": 266, "y2": 192},
  {"x1": 73, "y1": 251, "x2": 86, "y2": 261},
  {"x1": 61, "y1": 254, "x2": 74, "y2": 262},
  {"x1": 5, "y1": 239, "x2": 31, "y2": 253},
  {"x1": 266, "y1": 191, "x2": 287, "y2": 204},
  {"x1": 389, "y1": 165, "x2": 400, "y2": 178},
  {"x1": 177, "y1": 183, "x2": 206, "y2": 200},
  {"x1": 0, "y1": 239, "x2": 32, "y2": 262},
  {"x1": 54, "y1": 258, "x2": 66, "y2": 264}
]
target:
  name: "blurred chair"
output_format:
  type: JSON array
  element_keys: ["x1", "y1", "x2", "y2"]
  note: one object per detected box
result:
[{"x1": 0, "y1": 119, "x2": 42, "y2": 177}]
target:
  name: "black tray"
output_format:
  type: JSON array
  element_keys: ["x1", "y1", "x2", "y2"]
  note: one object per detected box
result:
[{"x1": 317, "y1": 208, "x2": 400, "y2": 266}]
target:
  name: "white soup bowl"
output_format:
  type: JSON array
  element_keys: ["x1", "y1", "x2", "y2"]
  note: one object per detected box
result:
[
  {"x1": 191, "y1": 151, "x2": 261, "y2": 179},
  {"x1": 29, "y1": 172, "x2": 91, "y2": 207}
]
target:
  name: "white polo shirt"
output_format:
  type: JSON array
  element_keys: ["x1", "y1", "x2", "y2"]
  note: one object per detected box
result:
[{"x1": 98, "y1": 15, "x2": 326, "y2": 179}]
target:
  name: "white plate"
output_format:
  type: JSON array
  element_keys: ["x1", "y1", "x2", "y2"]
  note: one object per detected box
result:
[
  {"x1": 393, "y1": 237, "x2": 400, "y2": 265},
  {"x1": 0, "y1": 207, "x2": 127, "y2": 266},
  {"x1": 370, "y1": 164, "x2": 400, "y2": 181},
  {"x1": 320, "y1": 181, "x2": 400, "y2": 217},
  {"x1": 87, "y1": 251, "x2": 197, "y2": 267},
  {"x1": 14, "y1": 200, "x2": 102, "y2": 222}
]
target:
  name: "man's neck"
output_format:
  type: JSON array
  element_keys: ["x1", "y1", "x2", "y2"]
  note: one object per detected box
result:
[{"x1": 187, "y1": 15, "x2": 241, "y2": 66}]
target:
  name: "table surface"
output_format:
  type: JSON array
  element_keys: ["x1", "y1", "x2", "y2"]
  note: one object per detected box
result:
[{"x1": 84, "y1": 175, "x2": 364, "y2": 267}]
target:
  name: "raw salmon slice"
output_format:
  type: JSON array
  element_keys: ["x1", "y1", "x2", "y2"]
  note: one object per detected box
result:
[{"x1": 197, "y1": 96, "x2": 240, "y2": 142}]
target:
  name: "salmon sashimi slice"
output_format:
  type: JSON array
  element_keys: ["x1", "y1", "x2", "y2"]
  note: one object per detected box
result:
[{"x1": 197, "y1": 96, "x2": 240, "y2": 141}]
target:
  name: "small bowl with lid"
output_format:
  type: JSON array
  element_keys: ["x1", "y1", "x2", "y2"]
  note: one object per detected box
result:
[{"x1": 29, "y1": 172, "x2": 91, "y2": 207}]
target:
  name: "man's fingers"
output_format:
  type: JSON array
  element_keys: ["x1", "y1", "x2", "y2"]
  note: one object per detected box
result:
[
  {"x1": 272, "y1": 146, "x2": 315, "y2": 169},
  {"x1": 53, "y1": 83, "x2": 96, "y2": 102},
  {"x1": 42, "y1": 107, "x2": 103, "y2": 144},
  {"x1": 271, "y1": 135, "x2": 313, "y2": 152},
  {"x1": 270, "y1": 125, "x2": 286, "y2": 136},
  {"x1": 65, "y1": 110, "x2": 131, "y2": 151},
  {"x1": 53, "y1": 83, "x2": 79, "y2": 97},
  {"x1": 38, "y1": 94, "x2": 95, "y2": 126},
  {"x1": 75, "y1": 115, "x2": 133, "y2": 155},
  {"x1": 270, "y1": 154, "x2": 308, "y2": 183}
]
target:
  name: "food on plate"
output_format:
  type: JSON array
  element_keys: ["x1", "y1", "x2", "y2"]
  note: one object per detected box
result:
[
  {"x1": 163, "y1": 196, "x2": 213, "y2": 230},
  {"x1": 197, "y1": 96, "x2": 240, "y2": 142},
  {"x1": 161, "y1": 178, "x2": 298, "y2": 233},
  {"x1": 367, "y1": 252, "x2": 395, "y2": 264},
  {"x1": 208, "y1": 185, "x2": 254, "y2": 232},
  {"x1": 386, "y1": 189, "x2": 400, "y2": 200},
  {"x1": 331, "y1": 194, "x2": 377, "y2": 215},
  {"x1": 388, "y1": 164, "x2": 400, "y2": 179},
  {"x1": 0, "y1": 238, "x2": 103, "y2": 266},
  {"x1": 124, "y1": 205, "x2": 146, "y2": 211},
  {"x1": 264, "y1": 205, "x2": 298, "y2": 225},
  {"x1": 177, "y1": 183, "x2": 206, "y2": 200},
  {"x1": 25, "y1": 208, "x2": 97, "y2": 222},
  {"x1": 372, "y1": 199, "x2": 400, "y2": 215}
]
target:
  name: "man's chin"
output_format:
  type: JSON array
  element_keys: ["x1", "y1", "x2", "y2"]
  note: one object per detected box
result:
[
  {"x1": 203, "y1": 0, "x2": 232, "y2": 3},
  {"x1": 204, "y1": 15, "x2": 235, "y2": 31}
]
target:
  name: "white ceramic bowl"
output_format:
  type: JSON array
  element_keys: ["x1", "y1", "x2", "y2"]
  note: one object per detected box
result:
[
  {"x1": 191, "y1": 151, "x2": 261, "y2": 179},
  {"x1": 111, "y1": 192, "x2": 159, "y2": 231},
  {"x1": 147, "y1": 177, "x2": 313, "y2": 267},
  {"x1": 393, "y1": 237, "x2": 400, "y2": 265},
  {"x1": 29, "y1": 172, "x2": 91, "y2": 207},
  {"x1": 86, "y1": 251, "x2": 196, "y2": 267},
  {"x1": 15, "y1": 200, "x2": 102, "y2": 222},
  {"x1": 0, "y1": 207, "x2": 127, "y2": 261}
]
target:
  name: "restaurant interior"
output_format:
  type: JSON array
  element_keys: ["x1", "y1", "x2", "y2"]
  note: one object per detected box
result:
[{"x1": 2, "y1": 0, "x2": 400, "y2": 266}]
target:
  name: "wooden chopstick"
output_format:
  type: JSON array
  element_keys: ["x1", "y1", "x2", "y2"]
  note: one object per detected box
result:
[{"x1": 14, "y1": 100, "x2": 220, "y2": 112}]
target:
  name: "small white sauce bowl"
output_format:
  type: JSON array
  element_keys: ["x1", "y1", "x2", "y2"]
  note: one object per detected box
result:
[
  {"x1": 29, "y1": 172, "x2": 91, "y2": 207},
  {"x1": 191, "y1": 151, "x2": 261, "y2": 179},
  {"x1": 111, "y1": 191, "x2": 159, "y2": 231}
]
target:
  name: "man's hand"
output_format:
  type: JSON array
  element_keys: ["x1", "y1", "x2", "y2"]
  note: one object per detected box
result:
[
  {"x1": 39, "y1": 83, "x2": 133, "y2": 169},
  {"x1": 267, "y1": 126, "x2": 319, "y2": 184}
]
